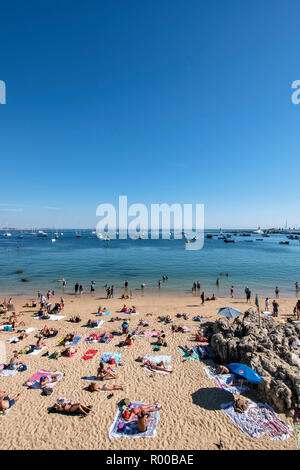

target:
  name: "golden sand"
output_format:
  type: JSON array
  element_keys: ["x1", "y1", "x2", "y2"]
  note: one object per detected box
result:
[{"x1": 0, "y1": 293, "x2": 298, "y2": 450}]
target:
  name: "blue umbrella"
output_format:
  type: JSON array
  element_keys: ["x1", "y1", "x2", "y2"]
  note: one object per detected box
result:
[
  {"x1": 218, "y1": 307, "x2": 243, "y2": 319},
  {"x1": 228, "y1": 363, "x2": 262, "y2": 384}
]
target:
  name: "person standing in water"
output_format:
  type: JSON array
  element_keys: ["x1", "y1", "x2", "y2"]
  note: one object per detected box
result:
[
  {"x1": 201, "y1": 291, "x2": 205, "y2": 305},
  {"x1": 275, "y1": 286, "x2": 280, "y2": 299},
  {"x1": 230, "y1": 286, "x2": 234, "y2": 298}
]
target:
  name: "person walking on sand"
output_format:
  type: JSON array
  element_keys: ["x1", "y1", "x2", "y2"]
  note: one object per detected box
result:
[
  {"x1": 272, "y1": 299, "x2": 279, "y2": 317},
  {"x1": 245, "y1": 287, "x2": 251, "y2": 303},
  {"x1": 296, "y1": 282, "x2": 299, "y2": 297},
  {"x1": 275, "y1": 286, "x2": 280, "y2": 299},
  {"x1": 201, "y1": 291, "x2": 205, "y2": 305},
  {"x1": 265, "y1": 297, "x2": 270, "y2": 311}
]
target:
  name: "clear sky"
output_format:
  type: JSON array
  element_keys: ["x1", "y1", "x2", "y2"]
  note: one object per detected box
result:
[{"x1": 0, "y1": 0, "x2": 299, "y2": 229}]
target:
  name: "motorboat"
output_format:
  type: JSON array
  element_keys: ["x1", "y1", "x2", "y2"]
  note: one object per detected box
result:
[
  {"x1": 224, "y1": 238, "x2": 236, "y2": 243},
  {"x1": 37, "y1": 230, "x2": 48, "y2": 237}
]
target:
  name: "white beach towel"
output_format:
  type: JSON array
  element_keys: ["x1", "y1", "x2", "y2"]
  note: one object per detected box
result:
[
  {"x1": 39, "y1": 315, "x2": 66, "y2": 321},
  {"x1": 143, "y1": 365, "x2": 172, "y2": 375},
  {"x1": 6, "y1": 327, "x2": 36, "y2": 343},
  {"x1": 27, "y1": 346, "x2": 46, "y2": 356},
  {"x1": 0, "y1": 368, "x2": 18, "y2": 377},
  {"x1": 86, "y1": 320, "x2": 104, "y2": 329}
]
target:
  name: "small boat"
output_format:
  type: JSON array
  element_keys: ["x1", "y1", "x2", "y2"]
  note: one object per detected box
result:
[
  {"x1": 75, "y1": 231, "x2": 81, "y2": 238},
  {"x1": 17, "y1": 233, "x2": 24, "y2": 239},
  {"x1": 256, "y1": 238, "x2": 264, "y2": 241},
  {"x1": 224, "y1": 238, "x2": 236, "y2": 243},
  {"x1": 206, "y1": 234, "x2": 213, "y2": 239},
  {"x1": 253, "y1": 227, "x2": 263, "y2": 235},
  {"x1": 37, "y1": 230, "x2": 48, "y2": 237},
  {"x1": 279, "y1": 241, "x2": 289, "y2": 245},
  {"x1": 51, "y1": 238, "x2": 56, "y2": 243},
  {"x1": 3, "y1": 231, "x2": 12, "y2": 237}
]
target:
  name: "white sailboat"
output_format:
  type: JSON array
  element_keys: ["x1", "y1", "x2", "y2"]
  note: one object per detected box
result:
[{"x1": 253, "y1": 227, "x2": 263, "y2": 235}]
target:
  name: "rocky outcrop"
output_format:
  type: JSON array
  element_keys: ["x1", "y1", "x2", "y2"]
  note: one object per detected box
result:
[{"x1": 211, "y1": 308, "x2": 300, "y2": 415}]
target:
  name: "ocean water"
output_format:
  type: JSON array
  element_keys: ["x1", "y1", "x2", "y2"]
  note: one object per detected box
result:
[{"x1": 0, "y1": 230, "x2": 299, "y2": 298}]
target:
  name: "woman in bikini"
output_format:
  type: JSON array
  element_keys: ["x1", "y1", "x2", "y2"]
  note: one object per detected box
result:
[
  {"x1": 88, "y1": 382, "x2": 123, "y2": 392},
  {"x1": 50, "y1": 401, "x2": 92, "y2": 416},
  {"x1": 143, "y1": 360, "x2": 172, "y2": 373},
  {"x1": 0, "y1": 391, "x2": 21, "y2": 415},
  {"x1": 97, "y1": 362, "x2": 118, "y2": 380}
]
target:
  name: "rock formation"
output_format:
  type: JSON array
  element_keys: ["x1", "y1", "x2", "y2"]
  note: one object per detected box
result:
[{"x1": 211, "y1": 308, "x2": 300, "y2": 415}]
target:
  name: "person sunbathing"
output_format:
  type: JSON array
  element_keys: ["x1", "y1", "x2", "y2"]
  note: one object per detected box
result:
[
  {"x1": 123, "y1": 403, "x2": 162, "y2": 422},
  {"x1": 6, "y1": 352, "x2": 24, "y2": 370},
  {"x1": 0, "y1": 391, "x2": 21, "y2": 415},
  {"x1": 143, "y1": 360, "x2": 172, "y2": 373},
  {"x1": 14, "y1": 331, "x2": 28, "y2": 342},
  {"x1": 97, "y1": 362, "x2": 118, "y2": 380},
  {"x1": 39, "y1": 374, "x2": 59, "y2": 389},
  {"x1": 62, "y1": 333, "x2": 75, "y2": 344},
  {"x1": 182, "y1": 313, "x2": 189, "y2": 320},
  {"x1": 122, "y1": 321, "x2": 129, "y2": 334},
  {"x1": 87, "y1": 319, "x2": 98, "y2": 328},
  {"x1": 36, "y1": 336, "x2": 46, "y2": 349},
  {"x1": 88, "y1": 382, "x2": 124, "y2": 392},
  {"x1": 97, "y1": 306, "x2": 104, "y2": 315},
  {"x1": 180, "y1": 345, "x2": 194, "y2": 357},
  {"x1": 129, "y1": 306, "x2": 137, "y2": 313},
  {"x1": 62, "y1": 346, "x2": 77, "y2": 357},
  {"x1": 49, "y1": 401, "x2": 92, "y2": 416},
  {"x1": 172, "y1": 324, "x2": 184, "y2": 333},
  {"x1": 137, "y1": 409, "x2": 152, "y2": 433},
  {"x1": 124, "y1": 335, "x2": 134, "y2": 347},
  {"x1": 69, "y1": 315, "x2": 81, "y2": 323},
  {"x1": 41, "y1": 326, "x2": 58, "y2": 337},
  {"x1": 215, "y1": 365, "x2": 230, "y2": 375},
  {"x1": 122, "y1": 304, "x2": 128, "y2": 312}
]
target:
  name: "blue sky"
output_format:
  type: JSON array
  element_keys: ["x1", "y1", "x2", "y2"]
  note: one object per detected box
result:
[{"x1": 0, "y1": 0, "x2": 299, "y2": 229}]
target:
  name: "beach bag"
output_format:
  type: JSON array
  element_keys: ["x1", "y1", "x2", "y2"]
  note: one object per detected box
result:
[{"x1": 42, "y1": 387, "x2": 53, "y2": 396}]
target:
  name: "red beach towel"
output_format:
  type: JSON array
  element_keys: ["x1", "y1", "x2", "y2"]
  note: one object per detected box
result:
[{"x1": 81, "y1": 349, "x2": 98, "y2": 360}]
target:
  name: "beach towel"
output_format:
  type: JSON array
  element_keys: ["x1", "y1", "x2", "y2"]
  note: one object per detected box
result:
[
  {"x1": 0, "y1": 368, "x2": 18, "y2": 377},
  {"x1": 26, "y1": 369, "x2": 64, "y2": 391},
  {"x1": 0, "y1": 325, "x2": 13, "y2": 331},
  {"x1": 39, "y1": 315, "x2": 66, "y2": 321},
  {"x1": 65, "y1": 336, "x2": 82, "y2": 346},
  {"x1": 193, "y1": 316, "x2": 202, "y2": 322},
  {"x1": 143, "y1": 365, "x2": 172, "y2": 375},
  {"x1": 144, "y1": 355, "x2": 171, "y2": 363},
  {"x1": 109, "y1": 401, "x2": 159, "y2": 439},
  {"x1": 99, "y1": 334, "x2": 114, "y2": 343},
  {"x1": 27, "y1": 346, "x2": 46, "y2": 356},
  {"x1": 179, "y1": 347, "x2": 199, "y2": 361},
  {"x1": 204, "y1": 367, "x2": 249, "y2": 394},
  {"x1": 101, "y1": 311, "x2": 111, "y2": 316},
  {"x1": 101, "y1": 352, "x2": 122, "y2": 363},
  {"x1": 6, "y1": 327, "x2": 36, "y2": 343},
  {"x1": 82, "y1": 349, "x2": 98, "y2": 360},
  {"x1": 85, "y1": 320, "x2": 104, "y2": 329},
  {"x1": 144, "y1": 331, "x2": 161, "y2": 338},
  {"x1": 195, "y1": 346, "x2": 215, "y2": 360},
  {"x1": 222, "y1": 400, "x2": 293, "y2": 441}
]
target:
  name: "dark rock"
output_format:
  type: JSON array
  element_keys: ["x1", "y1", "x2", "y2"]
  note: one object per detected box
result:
[{"x1": 211, "y1": 308, "x2": 300, "y2": 416}]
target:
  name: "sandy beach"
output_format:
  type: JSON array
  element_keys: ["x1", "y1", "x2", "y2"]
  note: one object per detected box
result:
[{"x1": 0, "y1": 292, "x2": 298, "y2": 450}]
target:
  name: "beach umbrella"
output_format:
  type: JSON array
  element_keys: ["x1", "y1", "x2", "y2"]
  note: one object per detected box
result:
[
  {"x1": 228, "y1": 363, "x2": 263, "y2": 384},
  {"x1": 218, "y1": 307, "x2": 243, "y2": 319}
]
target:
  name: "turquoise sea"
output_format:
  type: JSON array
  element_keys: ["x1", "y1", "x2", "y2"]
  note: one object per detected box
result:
[{"x1": 0, "y1": 230, "x2": 299, "y2": 298}]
